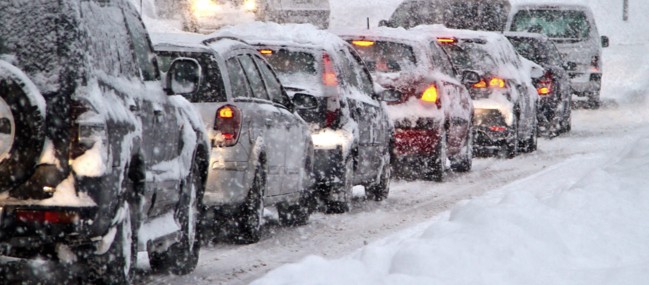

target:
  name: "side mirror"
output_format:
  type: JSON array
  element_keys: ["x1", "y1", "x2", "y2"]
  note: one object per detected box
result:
[
  {"x1": 530, "y1": 65, "x2": 544, "y2": 79},
  {"x1": 292, "y1": 93, "x2": 319, "y2": 110},
  {"x1": 562, "y1": 61, "x2": 578, "y2": 71},
  {"x1": 379, "y1": 89, "x2": 402, "y2": 103},
  {"x1": 461, "y1": 70, "x2": 481, "y2": 86},
  {"x1": 165, "y1": 58, "x2": 202, "y2": 96},
  {"x1": 601, "y1": 36, "x2": 609, "y2": 48},
  {"x1": 378, "y1": 19, "x2": 390, "y2": 27}
]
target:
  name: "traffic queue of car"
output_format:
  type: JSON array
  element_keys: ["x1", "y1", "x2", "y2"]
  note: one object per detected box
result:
[{"x1": 0, "y1": 1, "x2": 607, "y2": 284}]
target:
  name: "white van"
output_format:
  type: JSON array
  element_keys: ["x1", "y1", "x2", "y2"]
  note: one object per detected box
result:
[{"x1": 506, "y1": 4, "x2": 609, "y2": 108}]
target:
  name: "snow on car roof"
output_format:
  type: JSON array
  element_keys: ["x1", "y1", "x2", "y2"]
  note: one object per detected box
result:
[
  {"x1": 511, "y1": 2, "x2": 591, "y2": 11},
  {"x1": 150, "y1": 32, "x2": 207, "y2": 48},
  {"x1": 335, "y1": 26, "x2": 435, "y2": 47},
  {"x1": 208, "y1": 22, "x2": 347, "y2": 52},
  {"x1": 503, "y1": 31, "x2": 550, "y2": 41}
]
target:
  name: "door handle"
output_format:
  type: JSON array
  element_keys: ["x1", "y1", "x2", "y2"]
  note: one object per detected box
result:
[
  {"x1": 265, "y1": 118, "x2": 273, "y2": 127},
  {"x1": 154, "y1": 110, "x2": 163, "y2": 124}
]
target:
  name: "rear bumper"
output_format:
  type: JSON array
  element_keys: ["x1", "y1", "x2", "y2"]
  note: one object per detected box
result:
[
  {"x1": 393, "y1": 128, "x2": 443, "y2": 156},
  {"x1": 569, "y1": 72, "x2": 602, "y2": 96},
  {"x1": 473, "y1": 126, "x2": 516, "y2": 151}
]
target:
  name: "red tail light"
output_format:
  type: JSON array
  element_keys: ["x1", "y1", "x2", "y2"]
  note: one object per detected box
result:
[
  {"x1": 591, "y1": 55, "x2": 600, "y2": 71},
  {"x1": 472, "y1": 77, "x2": 506, "y2": 89},
  {"x1": 489, "y1": 126, "x2": 507, "y2": 132},
  {"x1": 322, "y1": 53, "x2": 338, "y2": 86},
  {"x1": 535, "y1": 71, "x2": 553, "y2": 96},
  {"x1": 16, "y1": 210, "x2": 79, "y2": 224},
  {"x1": 214, "y1": 105, "x2": 241, "y2": 147}
]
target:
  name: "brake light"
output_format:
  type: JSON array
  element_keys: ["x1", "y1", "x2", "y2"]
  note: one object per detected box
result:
[
  {"x1": 16, "y1": 210, "x2": 79, "y2": 224},
  {"x1": 325, "y1": 109, "x2": 341, "y2": 128},
  {"x1": 535, "y1": 71, "x2": 553, "y2": 96},
  {"x1": 421, "y1": 84, "x2": 439, "y2": 103},
  {"x1": 436, "y1": 37, "x2": 458, "y2": 44},
  {"x1": 489, "y1": 77, "x2": 506, "y2": 88},
  {"x1": 259, "y1": 49, "x2": 273, "y2": 55},
  {"x1": 489, "y1": 126, "x2": 507, "y2": 132},
  {"x1": 322, "y1": 53, "x2": 338, "y2": 86},
  {"x1": 214, "y1": 105, "x2": 241, "y2": 147},
  {"x1": 591, "y1": 55, "x2": 600, "y2": 71},
  {"x1": 352, "y1": 40, "x2": 375, "y2": 47},
  {"x1": 472, "y1": 79, "x2": 488, "y2": 89}
]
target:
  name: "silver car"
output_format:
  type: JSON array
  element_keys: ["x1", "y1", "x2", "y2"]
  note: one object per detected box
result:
[{"x1": 507, "y1": 4, "x2": 609, "y2": 109}]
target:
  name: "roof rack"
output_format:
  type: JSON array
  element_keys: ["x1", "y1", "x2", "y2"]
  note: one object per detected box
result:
[{"x1": 202, "y1": 36, "x2": 250, "y2": 46}]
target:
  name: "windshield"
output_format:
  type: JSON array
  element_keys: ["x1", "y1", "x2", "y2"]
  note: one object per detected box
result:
[
  {"x1": 259, "y1": 49, "x2": 321, "y2": 88},
  {"x1": 511, "y1": 10, "x2": 591, "y2": 39},
  {"x1": 348, "y1": 40, "x2": 417, "y2": 74}
]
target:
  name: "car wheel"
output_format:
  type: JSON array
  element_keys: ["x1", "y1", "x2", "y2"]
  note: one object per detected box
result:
[
  {"x1": 502, "y1": 118, "x2": 519, "y2": 159},
  {"x1": 521, "y1": 124, "x2": 538, "y2": 153},
  {"x1": 277, "y1": 200, "x2": 310, "y2": 227},
  {"x1": 451, "y1": 127, "x2": 473, "y2": 173},
  {"x1": 366, "y1": 152, "x2": 391, "y2": 201},
  {"x1": 0, "y1": 70, "x2": 45, "y2": 191},
  {"x1": 89, "y1": 201, "x2": 138, "y2": 285},
  {"x1": 233, "y1": 163, "x2": 265, "y2": 244},
  {"x1": 149, "y1": 161, "x2": 203, "y2": 275},
  {"x1": 325, "y1": 158, "x2": 353, "y2": 214},
  {"x1": 426, "y1": 131, "x2": 447, "y2": 182},
  {"x1": 588, "y1": 91, "x2": 601, "y2": 109}
]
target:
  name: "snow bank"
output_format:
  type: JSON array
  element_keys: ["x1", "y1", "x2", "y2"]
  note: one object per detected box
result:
[{"x1": 252, "y1": 130, "x2": 649, "y2": 285}]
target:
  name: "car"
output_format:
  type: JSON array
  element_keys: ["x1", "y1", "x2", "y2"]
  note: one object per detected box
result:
[
  {"x1": 379, "y1": 0, "x2": 511, "y2": 32},
  {"x1": 505, "y1": 32, "x2": 573, "y2": 136},
  {"x1": 155, "y1": 0, "x2": 331, "y2": 33},
  {"x1": 338, "y1": 27, "x2": 475, "y2": 181},
  {"x1": 506, "y1": 4, "x2": 609, "y2": 109},
  {"x1": 209, "y1": 23, "x2": 394, "y2": 211},
  {"x1": 415, "y1": 25, "x2": 541, "y2": 158},
  {"x1": 0, "y1": 0, "x2": 209, "y2": 283},
  {"x1": 154, "y1": 34, "x2": 315, "y2": 243}
]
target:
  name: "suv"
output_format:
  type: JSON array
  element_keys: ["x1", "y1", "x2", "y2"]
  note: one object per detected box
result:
[
  {"x1": 507, "y1": 4, "x2": 609, "y2": 109},
  {"x1": 379, "y1": 0, "x2": 511, "y2": 32},
  {"x1": 417, "y1": 26, "x2": 540, "y2": 158},
  {"x1": 339, "y1": 27, "x2": 475, "y2": 181},
  {"x1": 0, "y1": 0, "x2": 209, "y2": 283},
  {"x1": 210, "y1": 23, "x2": 394, "y2": 212},
  {"x1": 505, "y1": 32, "x2": 573, "y2": 136},
  {"x1": 155, "y1": 0, "x2": 331, "y2": 32},
  {"x1": 154, "y1": 35, "x2": 315, "y2": 243}
]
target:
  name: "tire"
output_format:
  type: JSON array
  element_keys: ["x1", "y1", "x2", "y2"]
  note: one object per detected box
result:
[
  {"x1": 451, "y1": 127, "x2": 473, "y2": 173},
  {"x1": 425, "y1": 131, "x2": 447, "y2": 182},
  {"x1": 89, "y1": 202, "x2": 138, "y2": 285},
  {"x1": 588, "y1": 91, "x2": 601, "y2": 109},
  {"x1": 325, "y1": 158, "x2": 353, "y2": 214},
  {"x1": 277, "y1": 201, "x2": 310, "y2": 227},
  {"x1": 366, "y1": 153, "x2": 391, "y2": 201},
  {"x1": 0, "y1": 70, "x2": 45, "y2": 190},
  {"x1": 149, "y1": 162, "x2": 203, "y2": 275},
  {"x1": 502, "y1": 118, "x2": 519, "y2": 159},
  {"x1": 233, "y1": 164, "x2": 265, "y2": 244},
  {"x1": 521, "y1": 125, "x2": 538, "y2": 153}
]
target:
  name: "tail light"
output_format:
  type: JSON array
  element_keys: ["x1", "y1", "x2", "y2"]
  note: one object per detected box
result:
[
  {"x1": 421, "y1": 84, "x2": 442, "y2": 108},
  {"x1": 536, "y1": 71, "x2": 553, "y2": 96},
  {"x1": 591, "y1": 55, "x2": 600, "y2": 71},
  {"x1": 472, "y1": 77, "x2": 506, "y2": 89},
  {"x1": 352, "y1": 40, "x2": 375, "y2": 47},
  {"x1": 70, "y1": 99, "x2": 106, "y2": 159},
  {"x1": 214, "y1": 105, "x2": 241, "y2": 147},
  {"x1": 16, "y1": 210, "x2": 79, "y2": 224},
  {"x1": 325, "y1": 109, "x2": 341, "y2": 128},
  {"x1": 489, "y1": 126, "x2": 507, "y2": 132},
  {"x1": 322, "y1": 53, "x2": 338, "y2": 87},
  {"x1": 436, "y1": 37, "x2": 458, "y2": 44}
]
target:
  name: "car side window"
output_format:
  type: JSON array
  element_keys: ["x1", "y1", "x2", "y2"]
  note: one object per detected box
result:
[
  {"x1": 336, "y1": 49, "x2": 360, "y2": 89},
  {"x1": 225, "y1": 57, "x2": 252, "y2": 98},
  {"x1": 239, "y1": 55, "x2": 270, "y2": 101},
  {"x1": 252, "y1": 55, "x2": 291, "y2": 107},
  {"x1": 123, "y1": 11, "x2": 159, "y2": 81},
  {"x1": 346, "y1": 47, "x2": 375, "y2": 96},
  {"x1": 429, "y1": 43, "x2": 456, "y2": 77}
]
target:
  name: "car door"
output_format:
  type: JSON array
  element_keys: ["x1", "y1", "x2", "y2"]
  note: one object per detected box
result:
[
  {"x1": 238, "y1": 53, "x2": 286, "y2": 197},
  {"x1": 124, "y1": 9, "x2": 182, "y2": 218},
  {"x1": 253, "y1": 54, "x2": 307, "y2": 195}
]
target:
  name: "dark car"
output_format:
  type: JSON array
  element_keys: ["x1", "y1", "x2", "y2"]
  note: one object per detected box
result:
[
  {"x1": 209, "y1": 23, "x2": 394, "y2": 212},
  {"x1": 379, "y1": 0, "x2": 511, "y2": 32},
  {"x1": 417, "y1": 26, "x2": 541, "y2": 158},
  {"x1": 154, "y1": 34, "x2": 316, "y2": 243},
  {"x1": 505, "y1": 32, "x2": 573, "y2": 136},
  {"x1": 0, "y1": 1, "x2": 209, "y2": 283},
  {"x1": 339, "y1": 27, "x2": 475, "y2": 181}
]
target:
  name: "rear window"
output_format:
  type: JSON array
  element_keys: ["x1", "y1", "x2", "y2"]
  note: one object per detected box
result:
[
  {"x1": 259, "y1": 49, "x2": 321, "y2": 88},
  {"x1": 442, "y1": 43, "x2": 496, "y2": 73},
  {"x1": 157, "y1": 52, "x2": 227, "y2": 102},
  {"x1": 507, "y1": 37, "x2": 550, "y2": 65},
  {"x1": 348, "y1": 40, "x2": 417, "y2": 74},
  {"x1": 510, "y1": 9, "x2": 591, "y2": 39}
]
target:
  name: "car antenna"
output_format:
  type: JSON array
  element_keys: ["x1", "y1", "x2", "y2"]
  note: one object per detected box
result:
[{"x1": 367, "y1": 17, "x2": 370, "y2": 30}]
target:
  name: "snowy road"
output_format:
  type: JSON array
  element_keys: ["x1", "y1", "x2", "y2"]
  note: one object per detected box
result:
[{"x1": 136, "y1": 42, "x2": 649, "y2": 284}]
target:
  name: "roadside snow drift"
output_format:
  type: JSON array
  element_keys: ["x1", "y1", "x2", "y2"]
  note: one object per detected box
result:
[{"x1": 252, "y1": 130, "x2": 649, "y2": 285}]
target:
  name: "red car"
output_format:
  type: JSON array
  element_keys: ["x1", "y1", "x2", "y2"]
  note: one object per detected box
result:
[{"x1": 339, "y1": 28, "x2": 476, "y2": 181}]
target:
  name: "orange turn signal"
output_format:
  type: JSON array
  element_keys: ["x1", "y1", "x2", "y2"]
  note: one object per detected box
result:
[
  {"x1": 259, "y1": 49, "x2": 273, "y2": 55},
  {"x1": 489, "y1": 77, "x2": 506, "y2": 88},
  {"x1": 437, "y1": 37, "x2": 458, "y2": 44},
  {"x1": 219, "y1": 106, "x2": 234, "y2": 118},
  {"x1": 421, "y1": 84, "x2": 439, "y2": 103}
]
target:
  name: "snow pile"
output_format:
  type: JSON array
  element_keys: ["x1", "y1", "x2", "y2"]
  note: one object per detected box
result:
[{"x1": 252, "y1": 130, "x2": 649, "y2": 285}]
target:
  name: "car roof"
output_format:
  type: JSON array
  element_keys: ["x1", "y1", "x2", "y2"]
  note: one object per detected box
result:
[
  {"x1": 335, "y1": 27, "x2": 434, "y2": 46},
  {"x1": 208, "y1": 22, "x2": 345, "y2": 53},
  {"x1": 512, "y1": 3, "x2": 592, "y2": 11},
  {"x1": 151, "y1": 32, "x2": 255, "y2": 56},
  {"x1": 412, "y1": 25, "x2": 504, "y2": 43},
  {"x1": 503, "y1": 31, "x2": 550, "y2": 42}
]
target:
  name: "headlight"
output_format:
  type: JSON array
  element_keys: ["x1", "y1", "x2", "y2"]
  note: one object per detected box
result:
[
  {"x1": 242, "y1": 0, "x2": 257, "y2": 12},
  {"x1": 191, "y1": 0, "x2": 222, "y2": 18}
]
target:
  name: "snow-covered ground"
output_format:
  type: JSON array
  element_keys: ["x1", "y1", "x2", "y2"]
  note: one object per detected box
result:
[{"x1": 133, "y1": 1, "x2": 649, "y2": 284}]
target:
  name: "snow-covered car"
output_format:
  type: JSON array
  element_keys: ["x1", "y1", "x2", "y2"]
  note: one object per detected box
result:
[
  {"x1": 155, "y1": 0, "x2": 330, "y2": 33},
  {"x1": 416, "y1": 26, "x2": 540, "y2": 158},
  {"x1": 505, "y1": 32, "x2": 573, "y2": 136},
  {"x1": 209, "y1": 23, "x2": 393, "y2": 211},
  {"x1": 339, "y1": 27, "x2": 475, "y2": 181},
  {"x1": 0, "y1": 0, "x2": 209, "y2": 283},
  {"x1": 506, "y1": 4, "x2": 609, "y2": 109},
  {"x1": 154, "y1": 34, "x2": 315, "y2": 243},
  {"x1": 379, "y1": 0, "x2": 511, "y2": 32}
]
